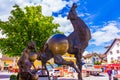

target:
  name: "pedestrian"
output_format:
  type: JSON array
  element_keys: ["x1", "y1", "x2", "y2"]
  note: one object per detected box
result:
[
  {"x1": 53, "y1": 76, "x2": 58, "y2": 80},
  {"x1": 101, "y1": 67, "x2": 104, "y2": 72},
  {"x1": 107, "y1": 67, "x2": 112, "y2": 80},
  {"x1": 103, "y1": 66, "x2": 106, "y2": 73},
  {"x1": 50, "y1": 73, "x2": 54, "y2": 80},
  {"x1": 0, "y1": 66, "x2": 1, "y2": 71},
  {"x1": 113, "y1": 68, "x2": 118, "y2": 76},
  {"x1": 114, "y1": 68, "x2": 118, "y2": 75},
  {"x1": 118, "y1": 68, "x2": 120, "y2": 74}
]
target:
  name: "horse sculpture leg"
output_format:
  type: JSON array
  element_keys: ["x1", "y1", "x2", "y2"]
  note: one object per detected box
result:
[
  {"x1": 75, "y1": 50, "x2": 83, "y2": 80},
  {"x1": 54, "y1": 54, "x2": 80, "y2": 75},
  {"x1": 44, "y1": 65, "x2": 50, "y2": 80},
  {"x1": 42, "y1": 62, "x2": 51, "y2": 80}
]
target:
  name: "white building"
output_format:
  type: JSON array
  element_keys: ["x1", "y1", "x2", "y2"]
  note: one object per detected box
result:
[
  {"x1": 105, "y1": 38, "x2": 120, "y2": 64},
  {"x1": 83, "y1": 53, "x2": 104, "y2": 64}
]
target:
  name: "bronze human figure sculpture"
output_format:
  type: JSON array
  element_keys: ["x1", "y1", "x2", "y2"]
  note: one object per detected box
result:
[
  {"x1": 17, "y1": 41, "x2": 38, "y2": 80},
  {"x1": 67, "y1": 3, "x2": 91, "y2": 80}
]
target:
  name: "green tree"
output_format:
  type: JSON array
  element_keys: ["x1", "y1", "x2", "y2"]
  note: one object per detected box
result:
[
  {"x1": 0, "y1": 5, "x2": 61, "y2": 56},
  {"x1": 94, "y1": 61, "x2": 101, "y2": 65}
]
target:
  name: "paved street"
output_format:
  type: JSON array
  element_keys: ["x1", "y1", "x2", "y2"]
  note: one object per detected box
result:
[
  {"x1": 0, "y1": 71, "x2": 109, "y2": 80},
  {"x1": 39, "y1": 73, "x2": 109, "y2": 80},
  {"x1": 0, "y1": 71, "x2": 15, "y2": 80},
  {"x1": 83, "y1": 73, "x2": 109, "y2": 80}
]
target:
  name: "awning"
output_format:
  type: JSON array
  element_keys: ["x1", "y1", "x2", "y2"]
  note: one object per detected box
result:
[{"x1": 106, "y1": 63, "x2": 120, "y2": 68}]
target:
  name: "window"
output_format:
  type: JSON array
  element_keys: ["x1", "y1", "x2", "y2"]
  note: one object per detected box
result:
[
  {"x1": 118, "y1": 57, "x2": 120, "y2": 60},
  {"x1": 117, "y1": 50, "x2": 120, "y2": 54},
  {"x1": 111, "y1": 57, "x2": 113, "y2": 61},
  {"x1": 117, "y1": 42, "x2": 120, "y2": 47},
  {"x1": 110, "y1": 51, "x2": 113, "y2": 55}
]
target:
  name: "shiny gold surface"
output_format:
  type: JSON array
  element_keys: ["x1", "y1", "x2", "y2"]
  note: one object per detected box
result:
[
  {"x1": 47, "y1": 34, "x2": 69, "y2": 55},
  {"x1": 29, "y1": 52, "x2": 37, "y2": 62}
]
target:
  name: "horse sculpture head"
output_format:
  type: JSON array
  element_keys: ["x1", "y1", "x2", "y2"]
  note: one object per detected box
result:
[{"x1": 67, "y1": 3, "x2": 78, "y2": 20}]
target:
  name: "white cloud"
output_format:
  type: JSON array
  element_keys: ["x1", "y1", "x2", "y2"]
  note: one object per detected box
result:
[
  {"x1": 91, "y1": 21, "x2": 120, "y2": 46},
  {"x1": 0, "y1": 0, "x2": 81, "y2": 37},
  {"x1": 67, "y1": 0, "x2": 79, "y2": 7},
  {"x1": 39, "y1": 0, "x2": 68, "y2": 16},
  {"x1": 53, "y1": 15, "x2": 73, "y2": 36},
  {"x1": 0, "y1": 0, "x2": 84, "y2": 38},
  {"x1": 0, "y1": 0, "x2": 69, "y2": 21},
  {"x1": 0, "y1": 0, "x2": 14, "y2": 21},
  {"x1": 0, "y1": 0, "x2": 33, "y2": 21},
  {"x1": 83, "y1": 51, "x2": 89, "y2": 56},
  {"x1": 78, "y1": 13, "x2": 85, "y2": 17},
  {"x1": 0, "y1": 31, "x2": 6, "y2": 38}
]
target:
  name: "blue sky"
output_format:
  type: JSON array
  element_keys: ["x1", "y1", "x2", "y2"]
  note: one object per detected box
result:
[{"x1": 0, "y1": 0, "x2": 120, "y2": 55}]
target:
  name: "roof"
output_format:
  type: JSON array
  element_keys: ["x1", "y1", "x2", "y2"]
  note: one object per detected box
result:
[
  {"x1": 83, "y1": 53, "x2": 107, "y2": 59},
  {"x1": 0, "y1": 55, "x2": 14, "y2": 61},
  {"x1": 83, "y1": 54, "x2": 92, "y2": 58},
  {"x1": 99, "y1": 54, "x2": 107, "y2": 58},
  {"x1": 105, "y1": 46, "x2": 110, "y2": 49},
  {"x1": 104, "y1": 38, "x2": 120, "y2": 54}
]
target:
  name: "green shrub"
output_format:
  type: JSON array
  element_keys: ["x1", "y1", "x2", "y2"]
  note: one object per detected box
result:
[
  {"x1": 10, "y1": 74, "x2": 17, "y2": 80},
  {"x1": 94, "y1": 61, "x2": 101, "y2": 65}
]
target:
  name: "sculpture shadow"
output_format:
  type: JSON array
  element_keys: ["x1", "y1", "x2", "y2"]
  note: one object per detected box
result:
[
  {"x1": 0, "y1": 74, "x2": 10, "y2": 78},
  {"x1": 93, "y1": 74, "x2": 105, "y2": 77}
]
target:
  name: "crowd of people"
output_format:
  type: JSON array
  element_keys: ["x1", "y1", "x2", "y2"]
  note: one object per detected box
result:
[{"x1": 107, "y1": 67, "x2": 120, "y2": 80}]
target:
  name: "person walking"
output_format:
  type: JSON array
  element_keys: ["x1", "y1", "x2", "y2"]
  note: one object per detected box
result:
[
  {"x1": 118, "y1": 68, "x2": 120, "y2": 74},
  {"x1": 107, "y1": 67, "x2": 112, "y2": 80},
  {"x1": 0, "y1": 66, "x2": 1, "y2": 71}
]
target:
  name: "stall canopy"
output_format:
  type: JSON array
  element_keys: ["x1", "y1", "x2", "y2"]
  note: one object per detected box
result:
[{"x1": 106, "y1": 63, "x2": 120, "y2": 69}]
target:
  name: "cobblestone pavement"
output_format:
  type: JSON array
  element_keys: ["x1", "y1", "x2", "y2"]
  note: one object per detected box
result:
[{"x1": 0, "y1": 72, "x2": 109, "y2": 80}]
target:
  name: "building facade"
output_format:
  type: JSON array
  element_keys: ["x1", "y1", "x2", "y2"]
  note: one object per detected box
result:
[
  {"x1": 105, "y1": 38, "x2": 120, "y2": 64},
  {"x1": 0, "y1": 53, "x2": 17, "y2": 71},
  {"x1": 83, "y1": 53, "x2": 103, "y2": 65}
]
